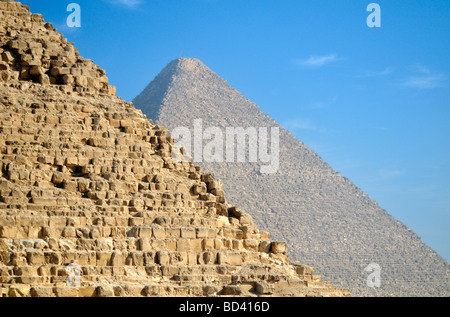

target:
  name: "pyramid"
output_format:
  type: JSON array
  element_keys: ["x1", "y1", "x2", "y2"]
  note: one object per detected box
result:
[
  {"x1": 133, "y1": 58, "x2": 450, "y2": 297},
  {"x1": 0, "y1": 1, "x2": 352, "y2": 297}
]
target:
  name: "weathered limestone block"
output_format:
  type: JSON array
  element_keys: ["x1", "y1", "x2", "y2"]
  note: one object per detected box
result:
[
  {"x1": 156, "y1": 251, "x2": 170, "y2": 265},
  {"x1": 222, "y1": 285, "x2": 242, "y2": 295},
  {"x1": 79, "y1": 287, "x2": 96, "y2": 298},
  {"x1": 232, "y1": 240, "x2": 244, "y2": 250},
  {"x1": 8, "y1": 39, "x2": 28, "y2": 51},
  {"x1": 0, "y1": 70, "x2": 10, "y2": 82},
  {"x1": 8, "y1": 285, "x2": 31, "y2": 297},
  {"x1": 96, "y1": 252, "x2": 111, "y2": 266},
  {"x1": 181, "y1": 227, "x2": 196, "y2": 239},
  {"x1": 0, "y1": 226, "x2": 17, "y2": 239},
  {"x1": 271, "y1": 242, "x2": 287, "y2": 254},
  {"x1": 256, "y1": 282, "x2": 274, "y2": 295},
  {"x1": 138, "y1": 238, "x2": 151, "y2": 251},
  {"x1": 0, "y1": 61, "x2": 9, "y2": 70},
  {"x1": 31, "y1": 287, "x2": 55, "y2": 297},
  {"x1": 62, "y1": 74, "x2": 74, "y2": 85},
  {"x1": 29, "y1": 66, "x2": 45, "y2": 76},
  {"x1": 96, "y1": 286, "x2": 115, "y2": 297},
  {"x1": 152, "y1": 227, "x2": 166, "y2": 239},
  {"x1": 218, "y1": 251, "x2": 242, "y2": 266},
  {"x1": 31, "y1": 13, "x2": 45, "y2": 23},
  {"x1": 175, "y1": 239, "x2": 191, "y2": 252},
  {"x1": 2, "y1": 51, "x2": 14, "y2": 63},
  {"x1": 244, "y1": 239, "x2": 259, "y2": 251},
  {"x1": 39, "y1": 74, "x2": 50, "y2": 85},
  {"x1": 293, "y1": 263, "x2": 314, "y2": 277},
  {"x1": 258, "y1": 240, "x2": 271, "y2": 253},
  {"x1": 26, "y1": 251, "x2": 45, "y2": 265},
  {"x1": 111, "y1": 251, "x2": 124, "y2": 267},
  {"x1": 203, "y1": 239, "x2": 215, "y2": 251},
  {"x1": 50, "y1": 67, "x2": 70, "y2": 77}
]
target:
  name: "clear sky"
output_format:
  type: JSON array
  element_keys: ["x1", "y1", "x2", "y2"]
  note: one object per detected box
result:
[{"x1": 25, "y1": 0, "x2": 449, "y2": 261}]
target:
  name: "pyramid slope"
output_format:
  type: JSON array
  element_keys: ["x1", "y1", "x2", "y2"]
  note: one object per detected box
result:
[
  {"x1": 133, "y1": 57, "x2": 450, "y2": 297},
  {"x1": 0, "y1": 1, "x2": 350, "y2": 297}
]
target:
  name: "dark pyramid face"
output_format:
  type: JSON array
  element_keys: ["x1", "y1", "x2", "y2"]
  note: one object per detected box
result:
[{"x1": 133, "y1": 57, "x2": 450, "y2": 297}]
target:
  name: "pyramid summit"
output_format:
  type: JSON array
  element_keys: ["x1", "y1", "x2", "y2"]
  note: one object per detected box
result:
[
  {"x1": 0, "y1": 1, "x2": 351, "y2": 297},
  {"x1": 133, "y1": 57, "x2": 450, "y2": 297}
]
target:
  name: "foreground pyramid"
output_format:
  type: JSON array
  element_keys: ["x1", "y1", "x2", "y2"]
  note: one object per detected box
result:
[
  {"x1": 0, "y1": 1, "x2": 351, "y2": 297},
  {"x1": 133, "y1": 58, "x2": 450, "y2": 297}
]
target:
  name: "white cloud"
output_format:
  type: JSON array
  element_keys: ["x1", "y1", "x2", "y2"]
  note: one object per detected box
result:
[
  {"x1": 282, "y1": 118, "x2": 327, "y2": 133},
  {"x1": 293, "y1": 54, "x2": 340, "y2": 68},
  {"x1": 366, "y1": 67, "x2": 395, "y2": 77},
  {"x1": 102, "y1": 0, "x2": 143, "y2": 8},
  {"x1": 375, "y1": 169, "x2": 405, "y2": 181},
  {"x1": 402, "y1": 64, "x2": 445, "y2": 89},
  {"x1": 403, "y1": 75, "x2": 444, "y2": 89},
  {"x1": 283, "y1": 118, "x2": 316, "y2": 131},
  {"x1": 302, "y1": 96, "x2": 338, "y2": 110},
  {"x1": 411, "y1": 63, "x2": 431, "y2": 75}
]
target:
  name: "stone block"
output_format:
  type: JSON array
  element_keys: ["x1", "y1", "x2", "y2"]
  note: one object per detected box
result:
[
  {"x1": 0, "y1": 226, "x2": 16, "y2": 238},
  {"x1": 232, "y1": 240, "x2": 244, "y2": 250},
  {"x1": 244, "y1": 239, "x2": 259, "y2": 251},
  {"x1": 79, "y1": 287, "x2": 96, "y2": 297},
  {"x1": 258, "y1": 240, "x2": 271, "y2": 253},
  {"x1": 62, "y1": 74, "x2": 74, "y2": 85},
  {"x1": 96, "y1": 252, "x2": 111, "y2": 266},
  {"x1": 29, "y1": 66, "x2": 45, "y2": 76},
  {"x1": 217, "y1": 216, "x2": 230, "y2": 228},
  {"x1": 8, "y1": 285, "x2": 31, "y2": 297},
  {"x1": 196, "y1": 227, "x2": 208, "y2": 238},
  {"x1": 139, "y1": 227, "x2": 152, "y2": 238},
  {"x1": 294, "y1": 264, "x2": 314, "y2": 277},
  {"x1": 138, "y1": 238, "x2": 151, "y2": 251},
  {"x1": 120, "y1": 119, "x2": 134, "y2": 128},
  {"x1": 271, "y1": 242, "x2": 286, "y2": 254},
  {"x1": 111, "y1": 251, "x2": 124, "y2": 267},
  {"x1": 26, "y1": 251, "x2": 45, "y2": 265},
  {"x1": 256, "y1": 282, "x2": 274, "y2": 295},
  {"x1": 221, "y1": 285, "x2": 242, "y2": 296},
  {"x1": 176, "y1": 239, "x2": 191, "y2": 252},
  {"x1": 156, "y1": 251, "x2": 170, "y2": 265},
  {"x1": 2, "y1": 51, "x2": 14, "y2": 63},
  {"x1": 152, "y1": 227, "x2": 166, "y2": 239},
  {"x1": 96, "y1": 286, "x2": 114, "y2": 297},
  {"x1": 180, "y1": 227, "x2": 196, "y2": 239},
  {"x1": 54, "y1": 287, "x2": 79, "y2": 297},
  {"x1": 39, "y1": 74, "x2": 50, "y2": 85},
  {"x1": 218, "y1": 252, "x2": 242, "y2": 266},
  {"x1": 203, "y1": 239, "x2": 214, "y2": 250},
  {"x1": 31, "y1": 287, "x2": 55, "y2": 297}
]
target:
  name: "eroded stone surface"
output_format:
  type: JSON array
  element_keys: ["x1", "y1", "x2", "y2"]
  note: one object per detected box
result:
[{"x1": 0, "y1": 1, "x2": 350, "y2": 297}]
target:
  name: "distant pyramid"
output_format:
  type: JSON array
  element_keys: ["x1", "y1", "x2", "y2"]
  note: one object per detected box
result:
[
  {"x1": 0, "y1": 1, "x2": 351, "y2": 297},
  {"x1": 133, "y1": 57, "x2": 450, "y2": 297}
]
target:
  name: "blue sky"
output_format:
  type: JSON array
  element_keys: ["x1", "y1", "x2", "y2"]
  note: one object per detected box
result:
[{"x1": 26, "y1": 0, "x2": 449, "y2": 261}]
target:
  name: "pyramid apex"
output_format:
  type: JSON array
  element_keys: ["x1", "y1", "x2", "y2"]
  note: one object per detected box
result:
[
  {"x1": 171, "y1": 57, "x2": 207, "y2": 71},
  {"x1": 174, "y1": 57, "x2": 203, "y2": 64}
]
